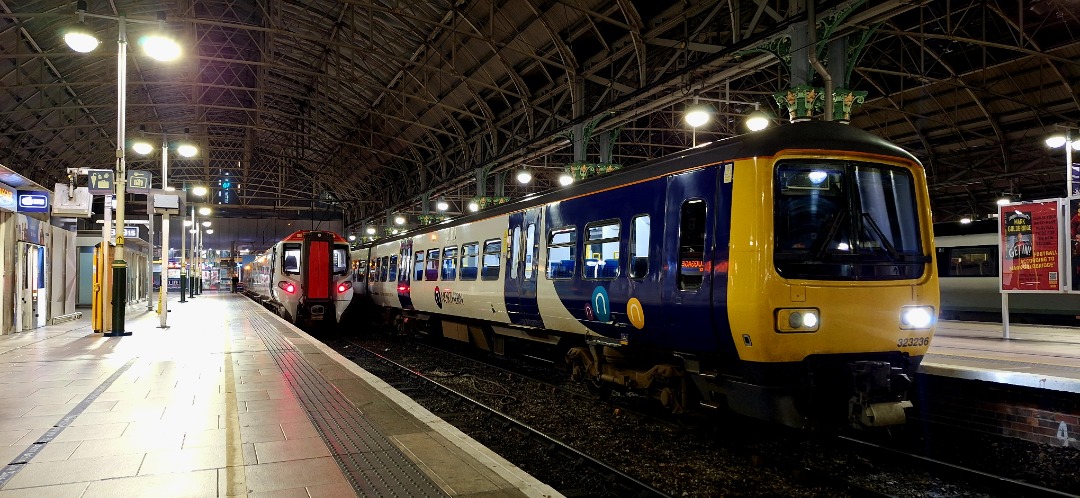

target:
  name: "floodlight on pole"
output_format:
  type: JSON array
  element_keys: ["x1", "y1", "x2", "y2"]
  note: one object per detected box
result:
[
  {"x1": 436, "y1": 198, "x2": 449, "y2": 211},
  {"x1": 192, "y1": 185, "x2": 208, "y2": 197},
  {"x1": 516, "y1": 170, "x2": 532, "y2": 184},
  {"x1": 746, "y1": 104, "x2": 770, "y2": 132},
  {"x1": 177, "y1": 144, "x2": 197, "y2": 157},
  {"x1": 394, "y1": 215, "x2": 406, "y2": 225},
  {"x1": 558, "y1": 173, "x2": 574, "y2": 186},
  {"x1": 198, "y1": 206, "x2": 211, "y2": 216},
  {"x1": 132, "y1": 141, "x2": 153, "y2": 155},
  {"x1": 684, "y1": 103, "x2": 711, "y2": 148},
  {"x1": 467, "y1": 201, "x2": 480, "y2": 212}
]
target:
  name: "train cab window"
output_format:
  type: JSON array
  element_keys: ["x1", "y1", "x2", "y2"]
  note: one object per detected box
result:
[
  {"x1": 282, "y1": 244, "x2": 301, "y2": 275},
  {"x1": 333, "y1": 247, "x2": 349, "y2": 275},
  {"x1": 388, "y1": 255, "x2": 398, "y2": 281},
  {"x1": 546, "y1": 227, "x2": 576, "y2": 279},
  {"x1": 425, "y1": 249, "x2": 440, "y2": 281},
  {"x1": 629, "y1": 215, "x2": 650, "y2": 279},
  {"x1": 937, "y1": 245, "x2": 998, "y2": 277},
  {"x1": 678, "y1": 200, "x2": 706, "y2": 290},
  {"x1": 510, "y1": 227, "x2": 521, "y2": 279},
  {"x1": 584, "y1": 220, "x2": 620, "y2": 279},
  {"x1": 461, "y1": 243, "x2": 479, "y2": 280},
  {"x1": 441, "y1": 246, "x2": 458, "y2": 280},
  {"x1": 414, "y1": 251, "x2": 425, "y2": 281},
  {"x1": 482, "y1": 239, "x2": 501, "y2": 280},
  {"x1": 379, "y1": 256, "x2": 390, "y2": 282}
]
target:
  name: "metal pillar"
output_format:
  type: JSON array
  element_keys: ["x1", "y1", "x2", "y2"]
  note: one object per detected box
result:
[{"x1": 105, "y1": 16, "x2": 131, "y2": 337}]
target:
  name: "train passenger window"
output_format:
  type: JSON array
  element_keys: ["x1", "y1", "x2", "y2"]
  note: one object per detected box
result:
[
  {"x1": 379, "y1": 256, "x2": 389, "y2": 282},
  {"x1": 414, "y1": 251, "x2": 425, "y2": 281},
  {"x1": 388, "y1": 255, "x2": 398, "y2": 281},
  {"x1": 629, "y1": 215, "x2": 650, "y2": 278},
  {"x1": 442, "y1": 246, "x2": 458, "y2": 280},
  {"x1": 283, "y1": 244, "x2": 301, "y2": 275},
  {"x1": 425, "y1": 249, "x2": 440, "y2": 281},
  {"x1": 679, "y1": 200, "x2": 706, "y2": 290},
  {"x1": 333, "y1": 247, "x2": 349, "y2": 275},
  {"x1": 510, "y1": 227, "x2": 521, "y2": 279},
  {"x1": 461, "y1": 243, "x2": 479, "y2": 280},
  {"x1": 546, "y1": 227, "x2": 576, "y2": 279},
  {"x1": 524, "y1": 224, "x2": 537, "y2": 281},
  {"x1": 584, "y1": 220, "x2": 620, "y2": 280},
  {"x1": 482, "y1": 240, "x2": 501, "y2": 280},
  {"x1": 937, "y1": 245, "x2": 998, "y2": 277}
]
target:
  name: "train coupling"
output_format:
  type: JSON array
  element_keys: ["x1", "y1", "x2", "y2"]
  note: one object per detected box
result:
[{"x1": 847, "y1": 360, "x2": 913, "y2": 428}]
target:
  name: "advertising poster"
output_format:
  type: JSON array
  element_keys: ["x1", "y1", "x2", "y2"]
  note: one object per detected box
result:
[
  {"x1": 1071, "y1": 198, "x2": 1080, "y2": 291},
  {"x1": 999, "y1": 200, "x2": 1062, "y2": 292}
]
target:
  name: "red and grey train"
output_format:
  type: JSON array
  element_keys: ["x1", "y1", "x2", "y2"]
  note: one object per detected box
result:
[
  {"x1": 350, "y1": 121, "x2": 939, "y2": 429},
  {"x1": 245, "y1": 230, "x2": 354, "y2": 326}
]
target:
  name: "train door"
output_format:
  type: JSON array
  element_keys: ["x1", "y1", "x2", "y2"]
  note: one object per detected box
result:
[
  {"x1": 505, "y1": 208, "x2": 543, "y2": 327},
  {"x1": 661, "y1": 167, "x2": 717, "y2": 351},
  {"x1": 398, "y1": 240, "x2": 414, "y2": 309}
]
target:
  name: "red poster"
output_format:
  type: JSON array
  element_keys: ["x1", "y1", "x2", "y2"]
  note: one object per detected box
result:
[{"x1": 999, "y1": 200, "x2": 1062, "y2": 292}]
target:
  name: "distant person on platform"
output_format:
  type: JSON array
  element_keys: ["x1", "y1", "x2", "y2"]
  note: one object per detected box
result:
[{"x1": 232, "y1": 275, "x2": 239, "y2": 293}]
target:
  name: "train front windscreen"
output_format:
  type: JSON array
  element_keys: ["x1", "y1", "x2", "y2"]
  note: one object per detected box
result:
[{"x1": 773, "y1": 160, "x2": 927, "y2": 280}]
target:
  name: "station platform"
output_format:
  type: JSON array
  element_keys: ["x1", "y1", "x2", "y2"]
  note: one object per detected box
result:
[
  {"x1": 923, "y1": 320, "x2": 1080, "y2": 393},
  {"x1": 0, "y1": 293, "x2": 556, "y2": 498}
]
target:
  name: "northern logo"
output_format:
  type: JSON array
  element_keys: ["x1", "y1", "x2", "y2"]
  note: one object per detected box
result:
[{"x1": 433, "y1": 287, "x2": 464, "y2": 308}]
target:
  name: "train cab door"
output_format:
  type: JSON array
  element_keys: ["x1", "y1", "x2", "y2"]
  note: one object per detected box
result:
[
  {"x1": 661, "y1": 167, "x2": 717, "y2": 351},
  {"x1": 505, "y1": 208, "x2": 543, "y2": 327}
]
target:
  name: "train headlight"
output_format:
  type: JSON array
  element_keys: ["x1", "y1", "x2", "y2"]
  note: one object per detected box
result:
[
  {"x1": 900, "y1": 306, "x2": 934, "y2": 329},
  {"x1": 776, "y1": 308, "x2": 820, "y2": 333},
  {"x1": 277, "y1": 281, "x2": 296, "y2": 294}
]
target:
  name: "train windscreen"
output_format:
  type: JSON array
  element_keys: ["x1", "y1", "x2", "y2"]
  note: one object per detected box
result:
[{"x1": 773, "y1": 160, "x2": 927, "y2": 280}]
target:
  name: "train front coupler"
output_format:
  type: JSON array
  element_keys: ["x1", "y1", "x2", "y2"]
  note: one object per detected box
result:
[{"x1": 847, "y1": 360, "x2": 913, "y2": 428}]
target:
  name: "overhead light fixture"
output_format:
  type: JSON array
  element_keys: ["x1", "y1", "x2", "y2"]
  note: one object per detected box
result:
[
  {"x1": 205, "y1": 229, "x2": 213, "y2": 234},
  {"x1": 366, "y1": 227, "x2": 376, "y2": 235},
  {"x1": 516, "y1": 170, "x2": 532, "y2": 184},
  {"x1": 201, "y1": 220, "x2": 211, "y2": 227},
  {"x1": 1046, "y1": 135, "x2": 1067, "y2": 149},
  {"x1": 684, "y1": 105, "x2": 711, "y2": 128},
  {"x1": 348, "y1": 234, "x2": 356, "y2": 241},
  {"x1": 132, "y1": 141, "x2": 153, "y2": 155},
  {"x1": 198, "y1": 206, "x2": 211, "y2": 216},
  {"x1": 139, "y1": 33, "x2": 181, "y2": 62},
  {"x1": 960, "y1": 217, "x2": 972, "y2": 224},
  {"x1": 467, "y1": 201, "x2": 479, "y2": 212},
  {"x1": 746, "y1": 103, "x2": 770, "y2": 132},
  {"x1": 64, "y1": 3, "x2": 99, "y2": 53},
  {"x1": 996, "y1": 197, "x2": 1010, "y2": 206},
  {"x1": 177, "y1": 143, "x2": 197, "y2": 157},
  {"x1": 192, "y1": 185, "x2": 208, "y2": 196},
  {"x1": 394, "y1": 215, "x2": 406, "y2": 225},
  {"x1": 558, "y1": 173, "x2": 574, "y2": 186},
  {"x1": 184, "y1": 220, "x2": 193, "y2": 227},
  {"x1": 436, "y1": 198, "x2": 449, "y2": 211}
]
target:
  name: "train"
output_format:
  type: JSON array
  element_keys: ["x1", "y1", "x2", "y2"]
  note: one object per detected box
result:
[
  {"x1": 350, "y1": 121, "x2": 938, "y2": 430},
  {"x1": 935, "y1": 219, "x2": 1080, "y2": 323},
  {"x1": 244, "y1": 230, "x2": 354, "y2": 326}
]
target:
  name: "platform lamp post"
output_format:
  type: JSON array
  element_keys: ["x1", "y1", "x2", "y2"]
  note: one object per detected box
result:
[
  {"x1": 1046, "y1": 128, "x2": 1079, "y2": 197},
  {"x1": 196, "y1": 208, "x2": 212, "y2": 294},
  {"x1": 132, "y1": 134, "x2": 196, "y2": 326},
  {"x1": 181, "y1": 186, "x2": 208, "y2": 301},
  {"x1": 65, "y1": 0, "x2": 182, "y2": 336}
]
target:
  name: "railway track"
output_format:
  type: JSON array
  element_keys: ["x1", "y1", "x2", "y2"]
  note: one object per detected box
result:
[{"x1": 339, "y1": 338, "x2": 673, "y2": 498}]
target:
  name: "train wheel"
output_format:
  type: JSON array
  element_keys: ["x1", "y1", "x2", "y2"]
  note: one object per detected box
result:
[{"x1": 586, "y1": 377, "x2": 611, "y2": 400}]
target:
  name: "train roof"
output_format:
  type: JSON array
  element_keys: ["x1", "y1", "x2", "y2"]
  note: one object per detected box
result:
[
  {"x1": 356, "y1": 122, "x2": 921, "y2": 249},
  {"x1": 281, "y1": 230, "x2": 348, "y2": 243}
]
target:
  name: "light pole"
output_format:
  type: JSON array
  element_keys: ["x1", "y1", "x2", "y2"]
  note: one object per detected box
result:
[
  {"x1": 1046, "y1": 128, "x2": 1079, "y2": 197},
  {"x1": 65, "y1": 2, "x2": 181, "y2": 336},
  {"x1": 684, "y1": 104, "x2": 710, "y2": 148},
  {"x1": 133, "y1": 134, "x2": 197, "y2": 327}
]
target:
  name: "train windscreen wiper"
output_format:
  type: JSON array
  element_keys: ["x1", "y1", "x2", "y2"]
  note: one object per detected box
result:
[{"x1": 860, "y1": 212, "x2": 900, "y2": 261}]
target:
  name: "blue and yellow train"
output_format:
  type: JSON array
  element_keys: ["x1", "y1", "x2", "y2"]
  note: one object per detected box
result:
[{"x1": 351, "y1": 121, "x2": 938, "y2": 429}]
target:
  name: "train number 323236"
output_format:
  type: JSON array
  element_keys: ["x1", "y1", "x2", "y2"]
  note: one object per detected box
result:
[{"x1": 897, "y1": 337, "x2": 930, "y2": 348}]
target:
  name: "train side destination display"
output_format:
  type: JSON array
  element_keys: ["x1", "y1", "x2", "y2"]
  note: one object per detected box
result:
[{"x1": 998, "y1": 199, "x2": 1063, "y2": 292}]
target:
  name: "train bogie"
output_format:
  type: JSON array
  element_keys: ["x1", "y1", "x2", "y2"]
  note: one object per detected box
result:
[{"x1": 352, "y1": 122, "x2": 938, "y2": 429}]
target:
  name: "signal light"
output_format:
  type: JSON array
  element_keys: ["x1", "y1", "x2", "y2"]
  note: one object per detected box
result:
[
  {"x1": 277, "y1": 281, "x2": 296, "y2": 294},
  {"x1": 337, "y1": 281, "x2": 353, "y2": 293}
]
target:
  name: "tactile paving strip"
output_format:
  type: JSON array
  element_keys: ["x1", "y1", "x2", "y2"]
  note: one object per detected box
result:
[{"x1": 247, "y1": 312, "x2": 447, "y2": 497}]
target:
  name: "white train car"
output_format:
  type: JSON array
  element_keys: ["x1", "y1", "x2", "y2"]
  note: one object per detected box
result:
[
  {"x1": 245, "y1": 230, "x2": 353, "y2": 326},
  {"x1": 935, "y1": 220, "x2": 1080, "y2": 323}
]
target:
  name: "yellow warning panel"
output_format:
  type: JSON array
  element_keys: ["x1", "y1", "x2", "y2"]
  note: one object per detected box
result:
[{"x1": 92, "y1": 244, "x2": 113, "y2": 333}]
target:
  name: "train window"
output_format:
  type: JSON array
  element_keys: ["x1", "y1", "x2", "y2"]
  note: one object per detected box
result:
[
  {"x1": 425, "y1": 249, "x2": 440, "y2": 281},
  {"x1": 678, "y1": 200, "x2": 706, "y2": 290},
  {"x1": 368, "y1": 257, "x2": 377, "y2": 281},
  {"x1": 333, "y1": 247, "x2": 349, "y2": 275},
  {"x1": 379, "y1": 256, "x2": 389, "y2": 282},
  {"x1": 414, "y1": 251, "x2": 425, "y2": 281},
  {"x1": 629, "y1": 215, "x2": 650, "y2": 279},
  {"x1": 354, "y1": 259, "x2": 367, "y2": 282},
  {"x1": 461, "y1": 242, "x2": 479, "y2": 280},
  {"x1": 399, "y1": 246, "x2": 411, "y2": 282},
  {"x1": 442, "y1": 246, "x2": 458, "y2": 280},
  {"x1": 546, "y1": 227, "x2": 576, "y2": 279},
  {"x1": 482, "y1": 239, "x2": 501, "y2": 280},
  {"x1": 282, "y1": 244, "x2": 301, "y2": 275},
  {"x1": 937, "y1": 245, "x2": 998, "y2": 277},
  {"x1": 524, "y1": 224, "x2": 536, "y2": 281},
  {"x1": 388, "y1": 255, "x2": 398, "y2": 281},
  {"x1": 510, "y1": 227, "x2": 522, "y2": 279},
  {"x1": 584, "y1": 220, "x2": 620, "y2": 279}
]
